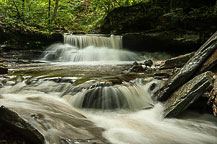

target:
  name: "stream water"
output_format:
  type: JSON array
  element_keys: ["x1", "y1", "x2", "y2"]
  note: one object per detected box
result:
[{"x1": 1, "y1": 34, "x2": 217, "y2": 144}]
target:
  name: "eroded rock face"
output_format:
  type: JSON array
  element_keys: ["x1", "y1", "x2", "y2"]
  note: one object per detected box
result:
[
  {"x1": 122, "y1": 31, "x2": 203, "y2": 53},
  {"x1": 164, "y1": 71, "x2": 214, "y2": 118}
]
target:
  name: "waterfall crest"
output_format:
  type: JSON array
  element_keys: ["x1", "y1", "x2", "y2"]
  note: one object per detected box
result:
[
  {"x1": 64, "y1": 34, "x2": 122, "y2": 49},
  {"x1": 41, "y1": 34, "x2": 142, "y2": 62}
]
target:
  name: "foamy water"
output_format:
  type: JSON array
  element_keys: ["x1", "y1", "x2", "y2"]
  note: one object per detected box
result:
[
  {"x1": 85, "y1": 103, "x2": 217, "y2": 144},
  {"x1": 0, "y1": 79, "x2": 216, "y2": 144}
]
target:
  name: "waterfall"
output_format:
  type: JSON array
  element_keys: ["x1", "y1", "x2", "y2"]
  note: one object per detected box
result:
[
  {"x1": 64, "y1": 80, "x2": 159, "y2": 110},
  {"x1": 64, "y1": 34, "x2": 122, "y2": 49},
  {"x1": 41, "y1": 34, "x2": 143, "y2": 62},
  {"x1": 1, "y1": 76, "x2": 217, "y2": 144}
]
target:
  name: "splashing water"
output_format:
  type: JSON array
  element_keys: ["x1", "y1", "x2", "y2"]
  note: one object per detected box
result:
[
  {"x1": 64, "y1": 80, "x2": 157, "y2": 110},
  {"x1": 41, "y1": 43, "x2": 143, "y2": 62},
  {"x1": 0, "y1": 77, "x2": 217, "y2": 144},
  {"x1": 85, "y1": 104, "x2": 217, "y2": 144}
]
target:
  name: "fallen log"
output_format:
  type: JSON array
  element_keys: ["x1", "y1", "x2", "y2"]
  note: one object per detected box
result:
[
  {"x1": 198, "y1": 49, "x2": 217, "y2": 74},
  {"x1": 164, "y1": 71, "x2": 214, "y2": 118},
  {"x1": 157, "y1": 31, "x2": 217, "y2": 101}
]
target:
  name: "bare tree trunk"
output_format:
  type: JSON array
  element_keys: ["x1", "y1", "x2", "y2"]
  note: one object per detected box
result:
[
  {"x1": 12, "y1": 0, "x2": 23, "y2": 21},
  {"x1": 170, "y1": 0, "x2": 173, "y2": 12},
  {"x1": 52, "y1": 0, "x2": 59, "y2": 22},
  {"x1": 22, "y1": 0, "x2": 25, "y2": 16},
  {"x1": 48, "y1": 0, "x2": 51, "y2": 24},
  {"x1": 214, "y1": 1, "x2": 217, "y2": 13}
]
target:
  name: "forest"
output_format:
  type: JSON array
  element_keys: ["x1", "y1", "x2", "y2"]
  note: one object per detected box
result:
[
  {"x1": 0, "y1": 0, "x2": 217, "y2": 144},
  {"x1": 0, "y1": 0, "x2": 149, "y2": 33}
]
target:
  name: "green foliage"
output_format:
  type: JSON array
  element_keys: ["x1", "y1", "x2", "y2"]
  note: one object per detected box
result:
[{"x1": 0, "y1": 0, "x2": 149, "y2": 32}]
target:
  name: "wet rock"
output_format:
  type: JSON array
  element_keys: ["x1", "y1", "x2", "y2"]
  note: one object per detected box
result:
[
  {"x1": 157, "y1": 31, "x2": 217, "y2": 101},
  {"x1": 129, "y1": 65, "x2": 144, "y2": 72},
  {"x1": 160, "y1": 52, "x2": 194, "y2": 69},
  {"x1": 208, "y1": 78, "x2": 217, "y2": 116},
  {"x1": 133, "y1": 61, "x2": 139, "y2": 66},
  {"x1": 45, "y1": 53, "x2": 58, "y2": 61},
  {"x1": 0, "y1": 66, "x2": 8, "y2": 74},
  {"x1": 164, "y1": 71, "x2": 214, "y2": 118},
  {"x1": 198, "y1": 49, "x2": 217, "y2": 74},
  {"x1": 89, "y1": 81, "x2": 113, "y2": 89},
  {"x1": 0, "y1": 106, "x2": 45, "y2": 144},
  {"x1": 0, "y1": 99, "x2": 109, "y2": 144},
  {"x1": 144, "y1": 60, "x2": 153, "y2": 67}
]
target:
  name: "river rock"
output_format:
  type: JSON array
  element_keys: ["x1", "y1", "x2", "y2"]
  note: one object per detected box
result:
[
  {"x1": 164, "y1": 71, "x2": 215, "y2": 118},
  {"x1": 0, "y1": 66, "x2": 8, "y2": 74},
  {"x1": 157, "y1": 31, "x2": 217, "y2": 101},
  {"x1": 160, "y1": 52, "x2": 194, "y2": 69},
  {"x1": 144, "y1": 59, "x2": 153, "y2": 67},
  {"x1": 0, "y1": 106, "x2": 45, "y2": 144},
  {"x1": 129, "y1": 65, "x2": 144, "y2": 72}
]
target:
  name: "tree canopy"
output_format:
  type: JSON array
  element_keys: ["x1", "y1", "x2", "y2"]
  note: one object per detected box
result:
[{"x1": 0, "y1": 0, "x2": 150, "y2": 33}]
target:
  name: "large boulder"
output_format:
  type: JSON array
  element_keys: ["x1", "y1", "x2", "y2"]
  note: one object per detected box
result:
[
  {"x1": 0, "y1": 106, "x2": 45, "y2": 144},
  {"x1": 164, "y1": 71, "x2": 215, "y2": 118},
  {"x1": 0, "y1": 97, "x2": 109, "y2": 144}
]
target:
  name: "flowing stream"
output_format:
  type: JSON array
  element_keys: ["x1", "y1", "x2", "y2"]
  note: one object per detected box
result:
[{"x1": 1, "y1": 34, "x2": 217, "y2": 144}]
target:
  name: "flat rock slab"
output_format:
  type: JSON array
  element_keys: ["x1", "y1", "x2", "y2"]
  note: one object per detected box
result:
[
  {"x1": 160, "y1": 52, "x2": 194, "y2": 69},
  {"x1": 164, "y1": 71, "x2": 214, "y2": 118}
]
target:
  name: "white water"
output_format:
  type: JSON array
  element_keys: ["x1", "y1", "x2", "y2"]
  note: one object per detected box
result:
[
  {"x1": 41, "y1": 34, "x2": 144, "y2": 62},
  {"x1": 86, "y1": 104, "x2": 217, "y2": 144},
  {"x1": 65, "y1": 80, "x2": 157, "y2": 110},
  {"x1": 64, "y1": 34, "x2": 122, "y2": 49},
  {"x1": 41, "y1": 44, "x2": 143, "y2": 62},
  {"x1": 0, "y1": 78, "x2": 217, "y2": 144}
]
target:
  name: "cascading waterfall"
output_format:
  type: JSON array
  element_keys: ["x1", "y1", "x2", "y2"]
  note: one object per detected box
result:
[
  {"x1": 0, "y1": 76, "x2": 217, "y2": 144},
  {"x1": 64, "y1": 80, "x2": 157, "y2": 110},
  {"x1": 41, "y1": 34, "x2": 143, "y2": 62},
  {"x1": 64, "y1": 34, "x2": 123, "y2": 49}
]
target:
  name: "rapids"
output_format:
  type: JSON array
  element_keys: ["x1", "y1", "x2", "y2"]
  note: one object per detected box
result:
[
  {"x1": 1, "y1": 34, "x2": 217, "y2": 144},
  {"x1": 0, "y1": 77, "x2": 217, "y2": 144}
]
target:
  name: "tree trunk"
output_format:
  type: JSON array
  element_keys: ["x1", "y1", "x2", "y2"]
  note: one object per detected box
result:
[
  {"x1": 52, "y1": 0, "x2": 59, "y2": 22},
  {"x1": 12, "y1": 0, "x2": 23, "y2": 21},
  {"x1": 48, "y1": 0, "x2": 51, "y2": 24},
  {"x1": 22, "y1": 0, "x2": 25, "y2": 17},
  {"x1": 170, "y1": 0, "x2": 173, "y2": 12},
  {"x1": 214, "y1": 1, "x2": 217, "y2": 13}
]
